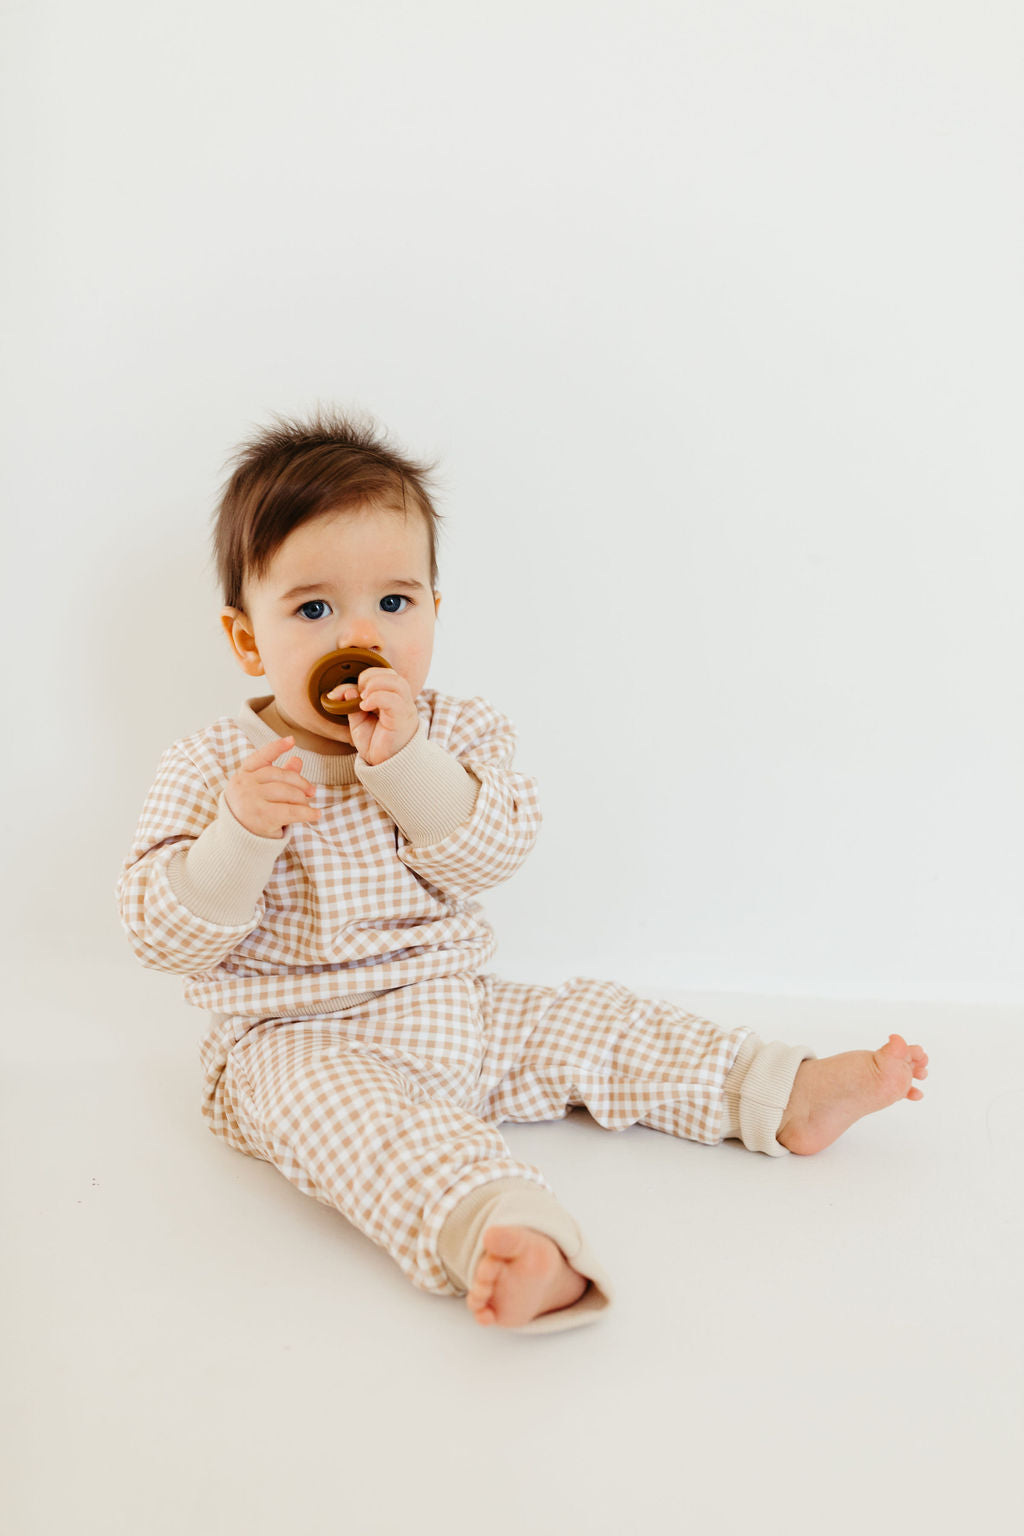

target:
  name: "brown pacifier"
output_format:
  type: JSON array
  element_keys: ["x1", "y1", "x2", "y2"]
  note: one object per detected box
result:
[{"x1": 307, "y1": 647, "x2": 393, "y2": 721}]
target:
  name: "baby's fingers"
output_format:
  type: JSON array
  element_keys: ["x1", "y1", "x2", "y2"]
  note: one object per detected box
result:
[
  {"x1": 283, "y1": 756, "x2": 317, "y2": 794},
  {"x1": 255, "y1": 778, "x2": 318, "y2": 810},
  {"x1": 240, "y1": 735, "x2": 298, "y2": 772},
  {"x1": 260, "y1": 779, "x2": 318, "y2": 804},
  {"x1": 253, "y1": 763, "x2": 316, "y2": 797}
]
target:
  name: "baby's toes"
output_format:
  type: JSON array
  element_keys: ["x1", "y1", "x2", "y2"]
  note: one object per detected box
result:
[
  {"x1": 468, "y1": 1260, "x2": 499, "y2": 1304},
  {"x1": 466, "y1": 1249, "x2": 504, "y2": 1323},
  {"x1": 466, "y1": 1281, "x2": 497, "y2": 1323},
  {"x1": 473, "y1": 1250, "x2": 503, "y2": 1288},
  {"x1": 902, "y1": 1042, "x2": 927, "y2": 1099}
]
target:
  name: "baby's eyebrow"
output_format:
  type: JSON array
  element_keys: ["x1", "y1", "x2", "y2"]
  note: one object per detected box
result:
[
  {"x1": 279, "y1": 583, "x2": 328, "y2": 602},
  {"x1": 278, "y1": 577, "x2": 428, "y2": 602}
]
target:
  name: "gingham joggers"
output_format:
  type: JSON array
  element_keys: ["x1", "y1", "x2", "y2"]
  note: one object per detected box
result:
[{"x1": 202, "y1": 970, "x2": 769, "y2": 1307}]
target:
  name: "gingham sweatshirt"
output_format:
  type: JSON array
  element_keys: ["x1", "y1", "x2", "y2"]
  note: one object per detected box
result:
[{"x1": 117, "y1": 691, "x2": 542, "y2": 1019}]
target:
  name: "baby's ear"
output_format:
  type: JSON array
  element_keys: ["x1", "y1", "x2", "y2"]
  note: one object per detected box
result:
[{"x1": 220, "y1": 608, "x2": 265, "y2": 676}]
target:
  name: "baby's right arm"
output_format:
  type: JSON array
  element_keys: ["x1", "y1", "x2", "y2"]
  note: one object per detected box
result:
[{"x1": 117, "y1": 736, "x2": 315, "y2": 976}]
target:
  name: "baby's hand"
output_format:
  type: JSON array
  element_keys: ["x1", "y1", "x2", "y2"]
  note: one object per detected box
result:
[
  {"x1": 328, "y1": 668, "x2": 419, "y2": 767},
  {"x1": 224, "y1": 736, "x2": 320, "y2": 839}
]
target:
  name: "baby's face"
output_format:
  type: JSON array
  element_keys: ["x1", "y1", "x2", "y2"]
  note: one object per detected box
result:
[{"x1": 223, "y1": 499, "x2": 439, "y2": 754}]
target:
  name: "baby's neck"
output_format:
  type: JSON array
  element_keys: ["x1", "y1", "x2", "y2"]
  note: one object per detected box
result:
[{"x1": 257, "y1": 699, "x2": 356, "y2": 758}]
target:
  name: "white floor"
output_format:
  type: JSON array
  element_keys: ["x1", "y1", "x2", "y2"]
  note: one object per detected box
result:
[{"x1": 4, "y1": 950, "x2": 1022, "y2": 1536}]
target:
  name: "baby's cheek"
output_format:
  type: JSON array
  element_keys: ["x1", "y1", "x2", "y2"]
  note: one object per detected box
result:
[{"x1": 409, "y1": 636, "x2": 435, "y2": 685}]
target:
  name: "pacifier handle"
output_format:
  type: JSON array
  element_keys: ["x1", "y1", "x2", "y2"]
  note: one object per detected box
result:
[{"x1": 306, "y1": 647, "x2": 393, "y2": 721}]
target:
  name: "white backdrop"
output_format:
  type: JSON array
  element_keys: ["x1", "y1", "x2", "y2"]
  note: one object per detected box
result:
[{"x1": 3, "y1": 0, "x2": 1021, "y2": 1004}]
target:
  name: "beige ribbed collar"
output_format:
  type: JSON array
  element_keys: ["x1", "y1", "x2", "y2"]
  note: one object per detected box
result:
[{"x1": 236, "y1": 698, "x2": 360, "y2": 785}]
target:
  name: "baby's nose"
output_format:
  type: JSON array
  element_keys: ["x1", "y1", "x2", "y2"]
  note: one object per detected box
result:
[{"x1": 338, "y1": 620, "x2": 383, "y2": 652}]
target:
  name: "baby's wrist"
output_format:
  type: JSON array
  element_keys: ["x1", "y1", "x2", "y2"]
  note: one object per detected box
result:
[
  {"x1": 355, "y1": 725, "x2": 479, "y2": 846},
  {"x1": 364, "y1": 718, "x2": 419, "y2": 766}
]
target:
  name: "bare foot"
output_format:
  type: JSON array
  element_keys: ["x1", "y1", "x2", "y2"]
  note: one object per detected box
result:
[
  {"x1": 777, "y1": 1033, "x2": 929, "y2": 1155},
  {"x1": 466, "y1": 1226, "x2": 588, "y2": 1328}
]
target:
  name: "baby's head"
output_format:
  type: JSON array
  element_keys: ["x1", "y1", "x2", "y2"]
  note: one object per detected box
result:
[
  {"x1": 213, "y1": 410, "x2": 443, "y2": 752},
  {"x1": 213, "y1": 409, "x2": 441, "y2": 611}
]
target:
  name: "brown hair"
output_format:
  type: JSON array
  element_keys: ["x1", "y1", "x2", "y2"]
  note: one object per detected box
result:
[{"x1": 212, "y1": 409, "x2": 442, "y2": 610}]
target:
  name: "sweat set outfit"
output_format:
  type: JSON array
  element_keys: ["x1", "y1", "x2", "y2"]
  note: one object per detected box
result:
[{"x1": 117, "y1": 690, "x2": 814, "y2": 1333}]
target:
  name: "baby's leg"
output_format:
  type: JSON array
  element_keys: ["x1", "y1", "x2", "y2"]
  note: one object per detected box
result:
[
  {"x1": 476, "y1": 975, "x2": 751, "y2": 1145},
  {"x1": 476, "y1": 976, "x2": 927, "y2": 1160},
  {"x1": 214, "y1": 1017, "x2": 612, "y2": 1330}
]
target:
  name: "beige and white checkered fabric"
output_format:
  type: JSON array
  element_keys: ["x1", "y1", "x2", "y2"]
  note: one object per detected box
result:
[
  {"x1": 205, "y1": 971, "x2": 748, "y2": 1294},
  {"x1": 117, "y1": 689, "x2": 752, "y2": 1302}
]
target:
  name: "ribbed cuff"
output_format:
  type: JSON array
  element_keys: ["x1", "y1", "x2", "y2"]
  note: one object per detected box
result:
[
  {"x1": 438, "y1": 1177, "x2": 613, "y2": 1335},
  {"x1": 355, "y1": 722, "x2": 480, "y2": 847},
  {"x1": 720, "y1": 1034, "x2": 817, "y2": 1156},
  {"x1": 166, "y1": 791, "x2": 288, "y2": 925}
]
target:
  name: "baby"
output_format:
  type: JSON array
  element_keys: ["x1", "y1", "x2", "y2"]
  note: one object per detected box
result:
[{"x1": 117, "y1": 411, "x2": 928, "y2": 1333}]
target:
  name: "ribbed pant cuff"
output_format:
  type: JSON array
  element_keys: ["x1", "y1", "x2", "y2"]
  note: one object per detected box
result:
[
  {"x1": 720, "y1": 1033, "x2": 817, "y2": 1156},
  {"x1": 438, "y1": 1177, "x2": 613, "y2": 1334}
]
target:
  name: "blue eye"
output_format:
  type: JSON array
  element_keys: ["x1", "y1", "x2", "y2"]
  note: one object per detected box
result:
[
  {"x1": 297, "y1": 599, "x2": 330, "y2": 620},
  {"x1": 380, "y1": 594, "x2": 409, "y2": 614}
]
